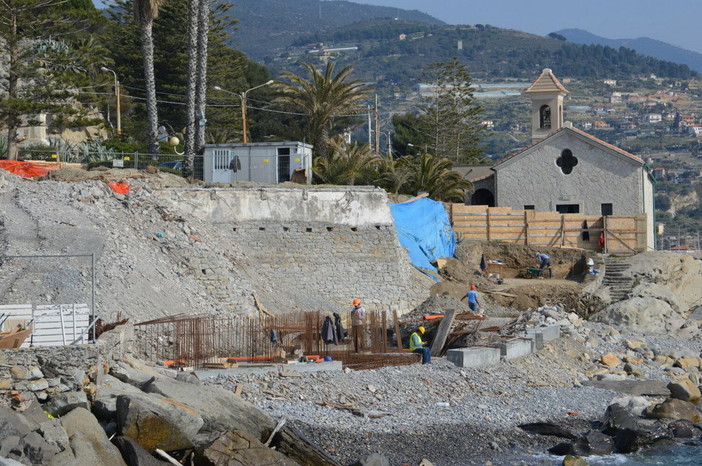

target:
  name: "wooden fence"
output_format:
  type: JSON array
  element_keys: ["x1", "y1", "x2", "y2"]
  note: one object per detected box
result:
[{"x1": 448, "y1": 204, "x2": 647, "y2": 253}]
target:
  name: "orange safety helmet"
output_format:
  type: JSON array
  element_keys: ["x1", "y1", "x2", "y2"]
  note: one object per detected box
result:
[
  {"x1": 470, "y1": 285, "x2": 477, "y2": 290},
  {"x1": 352, "y1": 298, "x2": 361, "y2": 306}
]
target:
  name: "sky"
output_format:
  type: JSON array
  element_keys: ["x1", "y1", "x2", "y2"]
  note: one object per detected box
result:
[{"x1": 354, "y1": 0, "x2": 702, "y2": 55}]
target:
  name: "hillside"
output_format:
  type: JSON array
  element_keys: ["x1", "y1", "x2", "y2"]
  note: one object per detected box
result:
[
  {"x1": 555, "y1": 28, "x2": 702, "y2": 74},
  {"x1": 261, "y1": 20, "x2": 696, "y2": 89},
  {"x1": 224, "y1": 0, "x2": 444, "y2": 60}
]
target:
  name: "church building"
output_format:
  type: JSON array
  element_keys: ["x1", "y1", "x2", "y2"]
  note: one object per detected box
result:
[{"x1": 466, "y1": 68, "x2": 655, "y2": 250}]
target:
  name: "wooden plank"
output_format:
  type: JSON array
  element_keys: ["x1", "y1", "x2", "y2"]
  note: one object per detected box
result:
[
  {"x1": 393, "y1": 310, "x2": 402, "y2": 349},
  {"x1": 430, "y1": 308, "x2": 456, "y2": 357}
]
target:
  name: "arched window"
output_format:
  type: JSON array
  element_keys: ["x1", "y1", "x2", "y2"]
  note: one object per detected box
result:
[
  {"x1": 540, "y1": 105, "x2": 552, "y2": 129},
  {"x1": 556, "y1": 149, "x2": 578, "y2": 174},
  {"x1": 470, "y1": 189, "x2": 495, "y2": 207}
]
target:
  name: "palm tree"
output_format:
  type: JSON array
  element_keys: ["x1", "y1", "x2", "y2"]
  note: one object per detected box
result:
[
  {"x1": 374, "y1": 153, "x2": 413, "y2": 195},
  {"x1": 275, "y1": 62, "x2": 370, "y2": 160},
  {"x1": 134, "y1": 0, "x2": 164, "y2": 159},
  {"x1": 406, "y1": 153, "x2": 472, "y2": 202},
  {"x1": 313, "y1": 137, "x2": 377, "y2": 186},
  {"x1": 183, "y1": 0, "x2": 200, "y2": 177},
  {"x1": 193, "y1": 0, "x2": 209, "y2": 153}
]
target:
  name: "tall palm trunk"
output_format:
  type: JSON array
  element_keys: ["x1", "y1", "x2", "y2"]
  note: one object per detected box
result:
[
  {"x1": 183, "y1": 0, "x2": 200, "y2": 177},
  {"x1": 135, "y1": 0, "x2": 162, "y2": 160},
  {"x1": 194, "y1": 0, "x2": 209, "y2": 152},
  {"x1": 138, "y1": 19, "x2": 159, "y2": 159}
]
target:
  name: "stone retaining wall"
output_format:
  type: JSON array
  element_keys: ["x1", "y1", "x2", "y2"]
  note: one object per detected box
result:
[{"x1": 158, "y1": 186, "x2": 431, "y2": 315}]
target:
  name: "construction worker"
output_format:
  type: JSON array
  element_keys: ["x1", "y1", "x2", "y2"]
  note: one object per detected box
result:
[
  {"x1": 464, "y1": 284, "x2": 481, "y2": 313},
  {"x1": 350, "y1": 298, "x2": 366, "y2": 353},
  {"x1": 536, "y1": 252, "x2": 552, "y2": 278},
  {"x1": 409, "y1": 326, "x2": 431, "y2": 364}
]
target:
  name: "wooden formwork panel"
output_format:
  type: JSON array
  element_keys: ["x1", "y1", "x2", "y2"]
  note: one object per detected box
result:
[{"x1": 450, "y1": 204, "x2": 647, "y2": 252}]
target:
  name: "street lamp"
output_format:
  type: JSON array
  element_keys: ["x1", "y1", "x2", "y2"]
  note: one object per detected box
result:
[
  {"x1": 214, "y1": 80, "x2": 274, "y2": 144},
  {"x1": 100, "y1": 67, "x2": 121, "y2": 136}
]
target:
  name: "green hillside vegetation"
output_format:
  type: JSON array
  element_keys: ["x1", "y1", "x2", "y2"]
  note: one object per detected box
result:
[
  {"x1": 225, "y1": 0, "x2": 444, "y2": 60},
  {"x1": 272, "y1": 20, "x2": 696, "y2": 88}
]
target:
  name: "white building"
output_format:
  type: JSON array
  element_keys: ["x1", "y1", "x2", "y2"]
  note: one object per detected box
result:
[{"x1": 202, "y1": 141, "x2": 313, "y2": 184}]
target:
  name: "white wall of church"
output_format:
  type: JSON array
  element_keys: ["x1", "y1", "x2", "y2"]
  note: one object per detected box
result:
[{"x1": 495, "y1": 132, "x2": 642, "y2": 216}]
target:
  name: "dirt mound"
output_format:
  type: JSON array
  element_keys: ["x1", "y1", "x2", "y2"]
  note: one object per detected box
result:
[
  {"x1": 484, "y1": 280, "x2": 599, "y2": 314},
  {"x1": 403, "y1": 294, "x2": 470, "y2": 321},
  {"x1": 455, "y1": 241, "x2": 589, "y2": 280},
  {"x1": 44, "y1": 166, "x2": 190, "y2": 188}
]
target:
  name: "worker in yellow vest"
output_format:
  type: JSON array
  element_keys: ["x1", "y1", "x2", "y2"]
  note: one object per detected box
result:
[{"x1": 409, "y1": 326, "x2": 431, "y2": 364}]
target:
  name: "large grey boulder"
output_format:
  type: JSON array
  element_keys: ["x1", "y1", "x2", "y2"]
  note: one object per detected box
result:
[
  {"x1": 142, "y1": 375, "x2": 275, "y2": 442},
  {"x1": 0, "y1": 406, "x2": 37, "y2": 438},
  {"x1": 197, "y1": 430, "x2": 299, "y2": 466},
  {"x1": 44, "y1": 391, "x2": 90, "y2": 417},
  {"x1": 39, "y1": 419, "x2": 71, "y2": 454},
  {"x1": 645, "y1": 398, "x2": 702, "y2": 422},
  {"x1": 667, "y1": 378, "x2": 702, "y2": 403},
  {"x1": 18, "y1": 431, "x2": 56, "y2": 464},
  {"x1": 93, "y1": 374, "x2": 144, "y2": 420},
  {"x1": 592, "y1": 297, "x2": 686, "y2": 333},
  {"x1": 61, "y1": 407, "x2": 127, "y2": 466},
  {"x1": 113, "y1": 436, "x2": 169, "y2": 466},
  {"x1": 116, "y1": 392, "x2": 204, "y2": 452}
]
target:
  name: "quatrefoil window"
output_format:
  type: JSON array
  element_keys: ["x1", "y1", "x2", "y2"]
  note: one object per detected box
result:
[{"x1": 556, "y1": 149, "x2": 578, "y2": 174}]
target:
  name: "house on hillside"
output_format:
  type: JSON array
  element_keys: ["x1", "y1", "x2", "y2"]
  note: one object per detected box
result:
[{"x1": 464, "y1": 68, "x2": 655, "y2": 250}]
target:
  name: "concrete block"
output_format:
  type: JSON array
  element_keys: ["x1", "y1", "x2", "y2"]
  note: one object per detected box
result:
[
  {"x1": 540, "y1": 324, "x2": 561, "y2": 342},
  {"x1": 446, "y1": 347, "x2": 501, "y2": 368},
  {"x1": 497, "y1": 338, "x2": 533, "y2": 360},
  {"x1": 524, "y1": 330, "x2": 544, "y2": 351}
]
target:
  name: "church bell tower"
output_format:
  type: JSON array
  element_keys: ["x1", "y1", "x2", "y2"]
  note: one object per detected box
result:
[{"x1": 524, "y1": 68, "x2": 569, "y2": 142}]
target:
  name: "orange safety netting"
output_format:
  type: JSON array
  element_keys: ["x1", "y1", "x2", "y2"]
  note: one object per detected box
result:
[
  {"x1": 0, "y1": 160, "x2": 61, "y2": 178},
  {"x1": 107, "y1": 181, "x2": 131, "y2": 194}
]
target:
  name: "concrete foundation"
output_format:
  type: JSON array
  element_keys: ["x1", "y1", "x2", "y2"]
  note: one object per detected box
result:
[
  {"x1": 195, "y1": 361, "x2": 343, "y2": 378},
  {"x1": 524, "y1": 329, "x2": 544, "y2": 351},
  {"x1": 446, "y1": 347, "x2": 501, "y2": 368},
  {"x1": 540, "y1": 324, "x2": 561, "y2": 342},
  {"x1": 497, "y1": 338, "x2": 533, "y2": 360}
]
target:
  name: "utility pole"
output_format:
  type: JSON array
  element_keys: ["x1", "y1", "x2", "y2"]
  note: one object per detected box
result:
[
  {"x1": 367, "y1": 106, "x2": 372, "y2": 146},
  {"x1": 374, "y1": 94, "x2": 380, "y2": 153}
]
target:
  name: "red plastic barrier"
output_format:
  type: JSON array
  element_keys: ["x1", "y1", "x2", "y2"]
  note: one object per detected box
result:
[
  {"x1": 0, "y1": 160, "x2": 61, "y2": 178},
  {"x1": 108, "y1": 180, "x2": 131, "y2": 194}
]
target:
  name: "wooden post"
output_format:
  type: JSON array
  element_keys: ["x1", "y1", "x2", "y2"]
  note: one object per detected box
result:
[
  {"x1": 603, "y1": 215, "x2": 608, "y2": 254},
  {"x1": 430, "y1": 308, "x2": 456, "y2": 357},
  {"x1": 524, "y1": 211, "x2": 529, "y2": 245},
  {"x1": 561, "y1": 216, "x2": 565, "y2": 247},
  {"x1": 486, "y1": 208, "x2": 491, "y2": 241},
  {"x1": 393, "y1": 310, "x2": 402, "y2": 349}
]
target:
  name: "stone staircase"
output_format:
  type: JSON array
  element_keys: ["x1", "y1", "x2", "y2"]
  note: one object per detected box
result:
[{"x1": 603, "y1": 256, "x2": 635, "y2": 302}]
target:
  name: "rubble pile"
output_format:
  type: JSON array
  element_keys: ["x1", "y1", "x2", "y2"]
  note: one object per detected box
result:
[{"x1": 0, "y1": 328, "x2": 332, "y2": 465}]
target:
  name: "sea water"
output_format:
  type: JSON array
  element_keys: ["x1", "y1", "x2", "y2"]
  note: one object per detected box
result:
[{"x1": 531, "y1": 443, "x2": 702, "y2": 465}]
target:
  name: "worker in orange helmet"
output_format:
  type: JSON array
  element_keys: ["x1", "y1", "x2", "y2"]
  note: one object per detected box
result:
[
  {"x1": 350, "y1": 298, "x2": 366, "y2": 353},
  {"x1": 464, "y1": 284, "x2": 481, "y2": 313}
]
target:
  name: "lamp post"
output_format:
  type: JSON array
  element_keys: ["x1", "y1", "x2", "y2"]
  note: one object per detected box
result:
[
  {"x1": 100, "y1": 67, "x2": 121, "y2": 136},
  {"x1": 214, "y1": 80, "x2": 274, "y2": 144}
]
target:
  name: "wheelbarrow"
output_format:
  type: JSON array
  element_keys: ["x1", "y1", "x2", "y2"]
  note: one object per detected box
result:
[{"x1": 524, "y1": 266, "x2": 550, "y2": 279}]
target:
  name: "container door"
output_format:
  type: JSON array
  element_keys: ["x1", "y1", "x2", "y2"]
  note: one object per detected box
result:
[{"x1": 212, "y1": 149, "x2": 231, "y2": 183}]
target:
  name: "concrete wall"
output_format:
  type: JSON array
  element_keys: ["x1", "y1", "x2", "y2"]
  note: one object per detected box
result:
[
  {"x1": 495, "y1": 131, "x2": 643, "y2": 216},
  {"x1": 166, "y1": 186, "x2": 393, "y2": 227},
  {"x1": 157, "y1": 186, "x2": 431, "y2": 315}
]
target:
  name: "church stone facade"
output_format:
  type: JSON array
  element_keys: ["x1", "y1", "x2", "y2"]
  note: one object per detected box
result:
[{"x1": 469, "y1": 69, "x2": 655, "y2": 250}]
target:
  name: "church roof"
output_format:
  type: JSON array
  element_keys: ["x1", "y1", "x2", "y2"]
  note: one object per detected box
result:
[
  {"x1": 492, "y1": 126, "x2": 643, "y2": 169},
  {"x1": 524, "y1": 68, "x2": 569, "y2": 94}
]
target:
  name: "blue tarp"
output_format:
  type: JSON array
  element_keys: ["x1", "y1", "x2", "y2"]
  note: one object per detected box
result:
[{"x1": 390, "y1": 197, "x2": 456, "y2": 281}]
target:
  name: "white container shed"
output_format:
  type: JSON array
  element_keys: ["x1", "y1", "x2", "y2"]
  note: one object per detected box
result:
[{"x1": 202, "y1": 141, "x2": 313, "y2": 184}]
